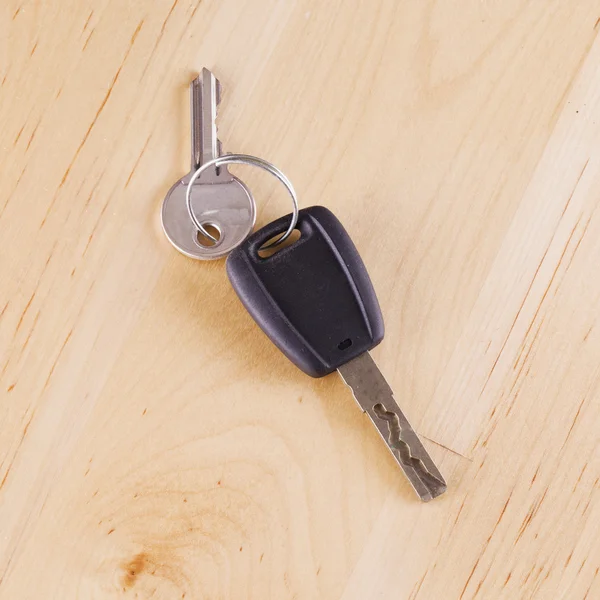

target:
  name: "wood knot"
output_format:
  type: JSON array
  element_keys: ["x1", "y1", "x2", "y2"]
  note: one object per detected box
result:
[{"x1": 121, "y1": 552, "x2": 146, "y2": 589}]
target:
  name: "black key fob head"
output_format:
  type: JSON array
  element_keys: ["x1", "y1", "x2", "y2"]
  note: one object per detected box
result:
[{"x1": 226, "y1": 206, "x2": 384, "y2": 377}]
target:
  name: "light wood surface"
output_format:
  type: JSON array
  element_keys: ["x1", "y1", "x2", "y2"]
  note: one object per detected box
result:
[{"x1": 2, "y1": 1, "x2": 600, "y2": 598}]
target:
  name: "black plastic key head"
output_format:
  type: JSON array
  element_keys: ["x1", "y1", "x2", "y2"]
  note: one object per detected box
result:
[{"x1": 226, "y1": 206, "x2": 384, "y2": 377}]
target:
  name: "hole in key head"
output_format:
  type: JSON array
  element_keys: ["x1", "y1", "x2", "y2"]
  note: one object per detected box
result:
[
  {"x1": 196, "y1": 222, "x2": 222, "y2": 247},
  {"x1": 258, "y1": 228, "x2": 301, "y2": 259},
  {"x1": 338, "y1": 338, "x2": 353, "y2": 351}
]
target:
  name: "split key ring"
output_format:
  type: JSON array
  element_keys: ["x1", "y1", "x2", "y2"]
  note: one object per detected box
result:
[{"x1": 185, "y1": 154, "x2": 299, "y2": 252}]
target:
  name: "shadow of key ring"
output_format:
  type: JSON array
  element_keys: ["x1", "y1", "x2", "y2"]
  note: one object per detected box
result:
[{"x1": 186, "y1": 154, "x2": 299, "y2": 249}]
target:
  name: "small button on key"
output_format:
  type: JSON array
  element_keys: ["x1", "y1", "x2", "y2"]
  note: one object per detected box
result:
[
  {"x1": 162, "y1": 69, "x2": 256, "y2": 259},
  {"x1": 226, "y1": 206, "x2": 447, "y2": 501}
]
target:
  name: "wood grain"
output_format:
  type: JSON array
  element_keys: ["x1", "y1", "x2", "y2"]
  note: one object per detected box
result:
[{"x1": 1, "y1": 0, "x2": 600, "y2": 598}]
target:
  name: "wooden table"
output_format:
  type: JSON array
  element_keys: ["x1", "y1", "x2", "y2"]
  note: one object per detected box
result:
[{"x1": 2, "y1": 1, "x2": 599, "y2": 598}]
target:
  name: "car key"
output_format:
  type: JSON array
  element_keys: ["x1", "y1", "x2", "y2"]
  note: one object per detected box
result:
[
  {"x1": 226, "y1": 206, "x2": 447, "y2": 501},
  {"x1": 162, "y1": 68, "x2": 256, "y2": 259}
]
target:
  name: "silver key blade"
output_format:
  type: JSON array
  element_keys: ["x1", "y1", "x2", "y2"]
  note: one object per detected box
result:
[
  {"x1": 338, "y1": 352, "x2": 447, "y2": 502},
  {"x1": 190, "y1": 68, "x2": 230, "y2": 179},
  {"x1": 162, "y1": 70, "x2": 256, "y2": 259}
]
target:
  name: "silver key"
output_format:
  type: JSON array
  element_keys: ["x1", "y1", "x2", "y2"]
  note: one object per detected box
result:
[
  {"x1": 161, "y1": 69, "x2": 256, "y2": 259},
  {"x1": 339, "y1": 353, "x2": 447, "y2": 501}
]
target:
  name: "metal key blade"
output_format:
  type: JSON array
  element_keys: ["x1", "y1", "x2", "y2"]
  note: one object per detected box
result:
[
  {"x1": 161, "y1": 69, "x2": 256, "y2": 259},
  {"x1": 190, "y1": 68, "x2": 230, "y2": 180},
  {"x1": 338, "y1": 352, "x2": 447, "y2": 502}
]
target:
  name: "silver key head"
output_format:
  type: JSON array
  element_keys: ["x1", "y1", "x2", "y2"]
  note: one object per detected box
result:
[
  {"x1": 161, "y1": 174, "x2": 255, "y2": 260},
  {"x1": 161, "y1": 69, "x2": 256, "y2": 260}
]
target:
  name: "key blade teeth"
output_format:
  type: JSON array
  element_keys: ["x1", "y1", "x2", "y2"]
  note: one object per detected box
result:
[
  {"x1": 201, "y1": 69, "x2": 222, "y2": 150},
  {"x1": 190, "y1": 68, "x2": 225, "y2": 174},
  {"x1": 372, "y1": 403, "x2": 447, "y2": 499},
  {"x1": 215, "y1": 77, "x2": 222, "y2": 105},
  {"x1": 393, "y1": 418, "x2": 447, "y2": 481},
  {"x1": 338, "y1": 352, "x2": 447, "y2": 502}
]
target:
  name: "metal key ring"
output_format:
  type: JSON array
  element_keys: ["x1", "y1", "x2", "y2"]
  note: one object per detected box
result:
[{"x1": 186, "y1": 154, "x2": 299, "y2": 249}]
